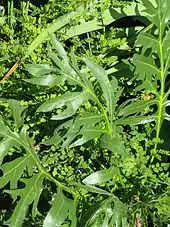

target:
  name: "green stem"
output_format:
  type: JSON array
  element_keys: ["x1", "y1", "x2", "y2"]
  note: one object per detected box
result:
[
  {"x1": 70, "y1": 63, "x2": 112, "y2": 135},
  {"x1": 89, "y1": 90, "x2": 112, "y2": 135},
  {"x1": 151, "y1": 13, "x2": 165, "y2": 162},
  {"x1": 22, "y1": 143, "x2": 77, "y2": 196},
  {"x1": 4, "y1": 125, "x2": 77, "y2": 196}
]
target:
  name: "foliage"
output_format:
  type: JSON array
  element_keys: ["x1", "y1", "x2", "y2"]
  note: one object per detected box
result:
[{"x1": 0, "y1": 0, "x2": 170, "y2": 226}]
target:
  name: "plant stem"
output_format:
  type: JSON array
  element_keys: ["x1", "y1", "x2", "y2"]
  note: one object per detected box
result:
[
  {"x1": 70, "y1": 63, "x2": 112, "y2": 135},
  {"x1": 151, "y1": 12, "x2": 165, "y2": 162},
  {"x1": 23, "y1": 143, "x2": 77, "y2": 196}
]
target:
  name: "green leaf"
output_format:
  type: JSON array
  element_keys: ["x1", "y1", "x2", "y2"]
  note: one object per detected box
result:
[
  {"x1": 25, "y1": 64, "x2": 54, "y2": 77},
  {"x1": 37, "y1": 91, "x2": 89, "y2": 120},
  {"x1": 0, "y1": 119, "x2": 21, "y2": 142},
  {"x1": 43, "y1": 189, "x2": 77, "y2": 227},
  {"x1": 43, "y1": 190, "x2": 68, "y2": 227},
  {"x1": 133, "y1": 54, "x2": 161, "y2": 81},
  {"x1": 136, "y1": 33, "x2": 159, "y2": 54},
  {"x1": 0, "y1": 138, "x2": 18, "y2": 165},
  {"x1": 84, "y1": 58, "x2": 114, "y2": 117},
  {"x1": 82, "y1": 166, "x2": 115, "y2": 185},
  {"x1": 163, "y1": 29, "x2": 170, "y2": 59},
  {"x1": 67, "y1": 199, "x2": 77, "y2": 227},
  {"x1": 42, "y1": 135, "x2": 61, "y2": 146},
  {"x1": 25, "y1": 8, "x2": 83, "y2": 58},
  {"x1": 154, "y1": 194, "x2": 170, "y2": 218},
  {"x1": 48, "y1": 47, "x2": 81, "y2": 87},
  {"x1": 69, "y1": 125, "x2": 103, "y2": 148},
  {"x1": 0, "y1": 16, "x2": 5, "y2": 26},
  {"x1": 135, "y1": 79, "x2": 158, "y2": 94},
  {"x1": 132, "y1": 0, "x2": 170, "y2": 154},
  {"x1": 79, "y1": 199, "x2": 109, "y2": 227},
  {"x1": 19, "y1": 126, "x2": 34, "y2": 148},
  {"x1": 0, "y1": 155, "x2": 34, "y2": 189},
  {"x1": 109, "y1": 199, "x2": 128, "y2": 227},
  {"x1": 79, "y1": 197, "x2": 127, "y2": 227},
  {"x1": 116, "y1": 115, "x2": 156, "y2": 125},
  {"x1": 77, "y1": 183, "x2": 112, "y2": 196},
  {"x1": 8, "y1": 99, "x2": 26, "y2": 129},
  {"x1": 58, "y1": 112, "x2": 105, "y2": 148},
  {"x1": 6, "y1": 174, "x2": 44, "y2": 227},
  {"x1": 0, "y1": 99, "x2": 26, "y2": 129},
  {"x1": 65, "y1": 2, "x2": 146, "y2": 39},
  {"x1": 139, "y1": 0, "x2": 158, "y2": 28},
  {"x1": 24, "y1": 74, "x2": 64, "y2": 87},
  {"x1": 50, "y1": 34, "x2": 69, "y2": 64},
  {"x1": 118, "y1": 100, "x2": 155, "y2": 117},
  {"x1": 100, "y1": 134, "x2": 126, "y2": 155}
]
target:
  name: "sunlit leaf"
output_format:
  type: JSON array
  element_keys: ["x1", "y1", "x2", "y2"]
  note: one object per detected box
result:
[
  {"x1": 25, "y1": 9, "x2": 83, "y2": 58},
  {"x1": 116, "y1": 115, "x2": 156, "y2": 125},
  {"x1": 83, "y1": 166, "x2": 115, "y2": 185},
  {"x1": 37, "y1": 91, "x2": 89, "y2": 120},
  {"x1": 24, "y1": 74, "x2": 65, "y2": 87},
  {"x1": 0, "y1": 155, "x2": 34, "y2": 189},
  {"x1": 6, "y1": 174, "x2": 44, "y2": 227},
  {"x1": 100, "y1": 134, "x2": 126, "y2": 155},
  {"x1": 136, "y1": 33, "x2": 159, "y2": 54},
  {"x1": 133, "y1": 54, "x2": 161, "y2": 80},
  {"x1": 58, "y1": 112, "x2": 105, "y2": 148},
  {"x1": 8, "y1": 99, "x2": 26, "y2": 129},
  {"x1": 84, "y1": 58, "x2": 113, "y2": 117},
  {"x1": 79, "y1": 197, "x2": 128, "y2": 227},
  {"x1": 65, "y1": 1, "x2": 146, "y2": 38},
  {"x1": 0, "y1": 138, "x2": 18, "y2": 165},
  {"x1": 118, "y1": 100, "x2": 155, "y2": 117},
  {"x1": 43, "y1": 189, "x2": 77, "y2": 227},
  {"x1": 77, "y1": 183, "x2": 112, "y2": 196},
  {"x1": 25, "y1": 64, "x2": 54, "y2": 77}
]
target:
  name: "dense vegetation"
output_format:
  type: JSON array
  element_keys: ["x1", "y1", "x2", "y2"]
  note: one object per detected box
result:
[{"x1": 0, "y1": 0, "x2": 169, "y2": 226}]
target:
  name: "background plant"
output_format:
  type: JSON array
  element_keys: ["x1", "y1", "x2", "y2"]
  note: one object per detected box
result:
[{"x1": 0, "y1": 0, "x2": 169, "y2": 226}]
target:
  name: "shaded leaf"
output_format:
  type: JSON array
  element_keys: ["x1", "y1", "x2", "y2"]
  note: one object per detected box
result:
[
  {"x1": 42, "y1": 135, "x2": 61, "y2": 146},
  {"x1": 25, "y1": 9, "x2": 83, "y2": 58},
  {"x1": 79, "y1": 197, "x2": 128, "y2": 227},
  {"x1": 0, "y1": 99, "x2": 26, "y2": 129}
]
